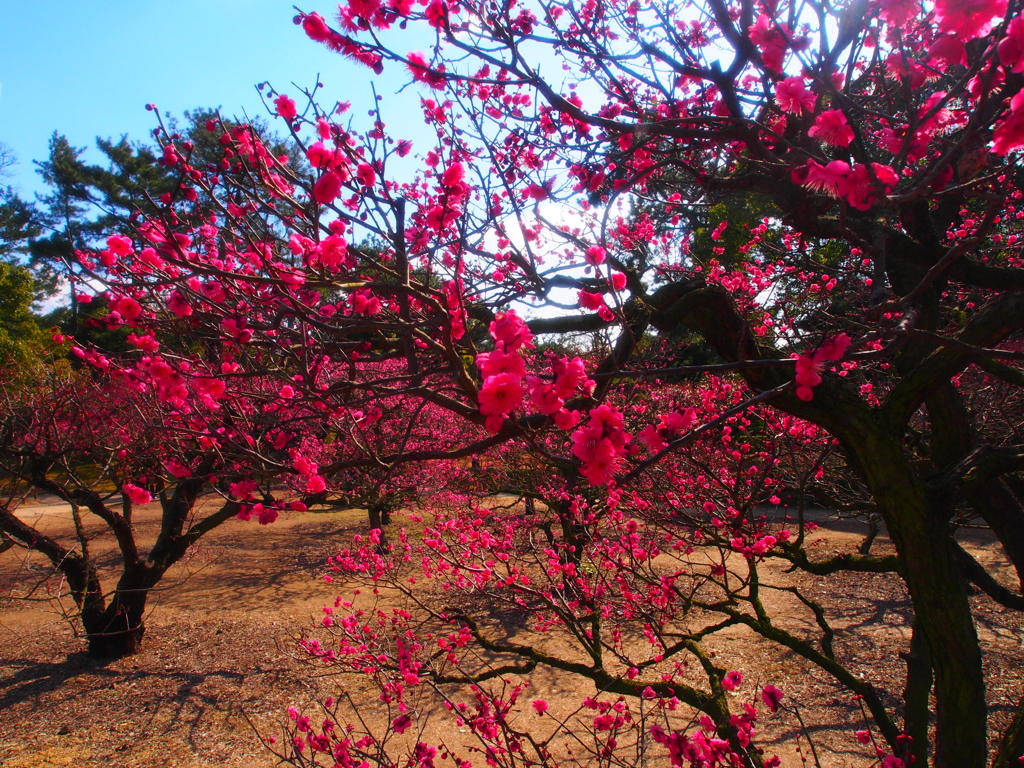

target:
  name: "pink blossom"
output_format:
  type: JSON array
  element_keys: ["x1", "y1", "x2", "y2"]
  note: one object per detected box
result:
[
  {"x1": 476, "y1": 348, "x2": 526, "y2": 379},
  {"x1": 579, "y1": 290, "x2": 606, "y2": 311},
  {"x1": 934, "y1": 0, "x2": 1007, "y2": 40},
  {"x1": 424, "y1": 203, "x2": 459, "y2": 232},
  {"x1": 579, "y1": 446, "x2": 618, "y2": 485},
  {"x1": 478, "y1": 373, "x2": 524, "y2": 416},
  {"x1": 530, "y1": 382, "x2": 564, "y2": 415},
  {"x1": 878, "y1": 0, "x2": 917, "y2": 26},
  {"x1": 123, "y1": 484, "x2": 152, "y2": 505},
  {"x1": 356, "y1": 163, "x2": 376, "y2": 187},
  {"x1": 994, "y1": 91, "x2": 1024, "y2": 156},
  {"x1": 424, "y1": 0, "x2": 448, "y2": 27},
  {"x1": 571, "y1": 425, "x2": 613, "y2": 464},
  {"x1": 553, "y1": 409, "x2": 580, "y2": 430},
  {"x1": 585, "y1": 245, "x2": 607, "y2": 266},
  {"x1": 748, "y1": 15, "x2": 788, "y2": 73},
  {"x1": 196, "y1": 377, "x2": 226, "y2": 400},
  {"x1": 314, "y1": 234, "x2": 350, "y2": 272},
  {"x1": 610, "y1": 272, "x2": 627, "y2": 291},
  {"x1": 222, "y1": 318, "x2": 252, "y2": 343},
  {"x1": 661, "y1": 409, "x2": 695, "y2": 433},
  {"x1": 639, "y1": 424, "x2": 667, "y2": 452},
  {"x1": 165, "y1": 460, "x2": 191, "y2": 479},
  {"x1": 639, "y1": 408, "x2": 695, "y2": 451},
  {"x1": 797, "y1": 159, "x2": 850, "y2": 197},
  {"x1": 112, "y1": 296, "x2": 142, "y2": 322},
  {"x1": 489, "y1": 311, "x2": 532, "y2": 351},
  {"x1": 776, "y1": 77, "x2": 815, "y2": 114},
  {"x1": 571, "y1": 404, "x2": 629, "y2": 485},
  {"x1": 408, "y1": 51, "x2": 446, "y2": 89},
  {"x1": 523, "y1": 182, "x2": 550, "y2": 201},
  {"x1": 841, "y1": 163, "x2": 898, "y2": 210},
  {"x1": 794, "y1": 334, "x2": 850, "y2": 400},
  {"x1": 722, "y1": 670, "x2": 744, "y2": 691},
  {"x1": 168, "y1": 291, "x2": 192, "y2": 318},
  {"x1": 313, "y1": 171, "x2": 343, "y2": 204},
  {"x1": 998, "y1": 17, "x2": 1024, "y2": 73},
  {"x1": 350, "y1": 289, "x2": 381, "y2": 315},
  {"x1": 761, "y1": 684, "x2": 784, "y2": 712},
  {"x1": 553, "y1": 356, "x2": 591, "y2": 398},
  {"x1": 808, "y1": 109, "x2": 854, "y2": 147},
  {"x1": 531, "y1": 699, "x2": 549, "y2": 715},
  {"x1": 305, "y1": 475, "x2": 327, "y2": 494},
  {"x1": 817, "y1": 333, "x2": 851, "y2": 361},
  {"x1": 293, "y1": 455, "x2": 318, "y2": 476},
  {"x1": 306, "y1": 142, "x2": 334, "y2": 170},
  {"x1": 301, "y1": 12, "x2": 332, "y2": 41},
  {"x1": 107, "y1": 234, "x2": 133, "y2": 257},
  {"x1": 441, "y1": 162, "x2": 465, "y2": 188},
  {"x1": 230, "y1": 480, "x2": 258, "y2": 501},
  {"x1": 750, "y1": 535, "x2": 778, "y2": 555},
  {"x1": 928, "y1": 35, "x2": 967, "y2": 68},
  {"x1": 349, "y1": 0, "x2": 381, "y2": 19},
  {"x1": 274, "y1": 94, "x2": 297, "y2": 120},
  {"x1": 257, "y1": 506, "x2": 279, "y2": 525}
]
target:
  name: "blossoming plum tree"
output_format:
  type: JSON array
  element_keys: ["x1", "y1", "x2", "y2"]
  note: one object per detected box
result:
[
  {"x1": 0, "y1": 362, "x2": 246, "y2": 657},
  {"x1": 19, "y1": 0, "x2": 1024, "y2": 764}
]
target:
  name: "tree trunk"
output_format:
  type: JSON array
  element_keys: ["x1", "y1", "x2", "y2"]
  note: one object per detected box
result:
[
  {"x1": 368, "y1": 503, "x2": 391, "y2": 529},
  {"x1": 853, "y1": 433, "x2": 987, "y2": 768},
  {"x1": 81, "y1": 566, "x2": 157, "y2": 659},
  {"x1": 858, "y1": 515, "x2": 879, "y2": 555},
  {"x1": 992, "y1": 691, "x2": 1024, "y2": 768},
  {"x1": 902, "y1": 617, "x2": 933, "y2": 767}
]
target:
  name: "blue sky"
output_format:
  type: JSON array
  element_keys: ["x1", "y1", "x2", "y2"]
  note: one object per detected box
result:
[{"x1": 0, "y1": 1, "x2": 420, "y2": 197}]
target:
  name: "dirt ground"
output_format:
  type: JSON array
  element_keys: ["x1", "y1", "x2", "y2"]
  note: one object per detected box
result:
[{"x1": 0, "y1": 499, "x2": 1020, "y2": 767}]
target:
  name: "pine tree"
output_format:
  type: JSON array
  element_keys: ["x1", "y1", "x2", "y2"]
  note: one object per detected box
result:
[{"x1": 0, "y1": 144, "x2": 41, "y2": 266}]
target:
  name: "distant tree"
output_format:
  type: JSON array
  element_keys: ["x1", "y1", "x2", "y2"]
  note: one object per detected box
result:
[
  {"x1": 29, "y1": 134, "x2": 103, "y2": 319},
  {"x1": 0, "y1": 262, "x2": 44, "y2": 365},
  {"x1": 27, "y1": 112, "x2": 307, "y2": 326},
  {"x1": 0, "y1": 143, "x2": 41, "y2": 267}
]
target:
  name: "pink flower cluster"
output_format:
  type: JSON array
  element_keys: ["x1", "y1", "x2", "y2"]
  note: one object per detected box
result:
[
  {"x1": 795, "y1": 160, "x2": 898, "y2": 210},
  {"x1": 775, "y1": 76, "x2": 815, "y2": 114},
  {"x1": 477, "y1": 312, "x2": 596, "y2": 433},
  {"x1": 477, "y1": 311, "x2": 533, "y2": 432},
  {"x1": 407, "y1": 51, "x2": 447, "y2": 89},
  {"x1": 650, "y1": 694, "x2": 782, "y2": 768},
  {"x1": 934, "y1": 0, "x2": 1006, "y2": 39},
  {"x1": 123, "y1": 483, "x2": 152, "y2": 506},
  {"x1": 578, "y1": 288, "x2": 616, "y2": 321},
  {"x1": 748, "y1": 15, "x2": 792, "y2": 73},
  {"x1": 638, "y1": 408, "x2": 697, "y2": 452},
  {"x1": 293, "y1": 452, "x2": 328, "y2": 494},
  {"x1": 808, "y1": 109, "x2": 854, "y2": 147},
  {"x1": 571, "y1": 404, "x2": 630, "y2": 485},
  {"x1": 794, "y1": 333, "x2": 851, "y2": 401},
  {"x1": 993, "y1": 19, "x2": 1024, "y2": 155}
]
